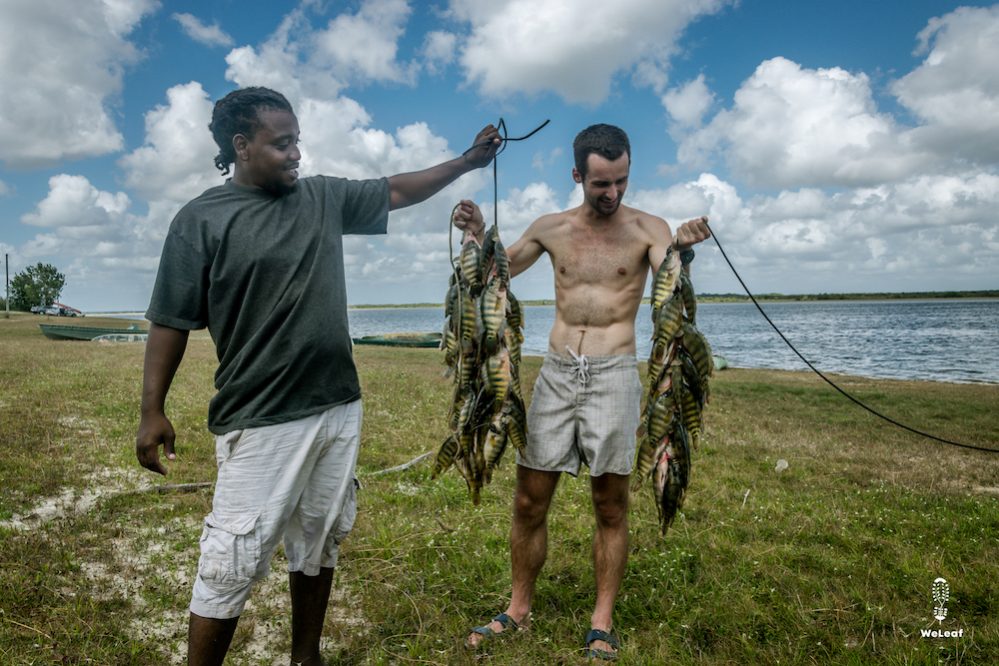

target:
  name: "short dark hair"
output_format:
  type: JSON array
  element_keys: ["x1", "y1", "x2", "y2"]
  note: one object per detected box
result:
[
  {"x1": 573, "y1": 124, "x2": 631, "y2": 178},
  {"x1": 209, "y1": 87, "x2": 294, "y2": 174}
]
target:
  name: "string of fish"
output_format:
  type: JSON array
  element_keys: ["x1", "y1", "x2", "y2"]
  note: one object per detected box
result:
[
  {"x1": 432, "y1": 206, "x2": 528, "y2": 504},
  {"x1": 632, "y1": 247, "x2": 715, "y2": 534},
  {"x1": 431, "y1": 119, "x2": 547, "y2": 504}
]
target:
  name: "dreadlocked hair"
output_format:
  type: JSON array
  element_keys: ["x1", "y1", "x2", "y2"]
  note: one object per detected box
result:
[
  {"x1": 209, "y1": 87, "x2": 294, "y2": 175},
  {"x1": 573, "y1": 124, "x2": 631, "y2": 178}
]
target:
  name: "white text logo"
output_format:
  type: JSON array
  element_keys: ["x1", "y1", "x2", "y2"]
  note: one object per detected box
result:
[{"x1": 932, "y1": 577, "x2": 949, "y2": 623}]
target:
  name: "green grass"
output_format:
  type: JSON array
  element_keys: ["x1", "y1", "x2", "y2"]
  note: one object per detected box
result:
[{"x1": 1, "y1": 312, "x2": 997, "y2": 664}]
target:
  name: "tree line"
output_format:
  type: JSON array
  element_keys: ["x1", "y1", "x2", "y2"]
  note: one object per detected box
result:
[{"x1": 2, "y1": 262, "x2": 66, "y2": 312}]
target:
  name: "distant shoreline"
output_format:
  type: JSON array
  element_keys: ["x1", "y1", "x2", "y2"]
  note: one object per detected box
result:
[
  {"x1": 69, "y1": 289, "x2": 999, "y2": 313},
  {"x1": 345, "y1": 289, "x2": 998, "y2": 309}
]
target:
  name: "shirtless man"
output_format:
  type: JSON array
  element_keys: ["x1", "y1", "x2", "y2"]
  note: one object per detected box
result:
[{"x1": 453, "y1": 124, "x2": 710, "y2": 660}]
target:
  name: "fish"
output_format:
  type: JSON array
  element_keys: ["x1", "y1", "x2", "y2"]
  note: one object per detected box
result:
[
  {"x1": 650, "y1": 246, "x2": 681, "y2": 321},
  {"x1": 460, "y1": 237, "x2": 483, "y2": 295},
  {"x1": 636, "y1": 243, "x2": 714, "y2": 536},
  {"x1": 431, "y1": 435, "x2": 459, "y2": 479},
  {"x1": 480, "y1": 278, "x2": 507, "y2": 355},
  {"x1": 438, "y1": 217, "x2": 526, "y2": 503},
  {"x1": 653, "y1": 420, "x2": 691, "y2": 532}
]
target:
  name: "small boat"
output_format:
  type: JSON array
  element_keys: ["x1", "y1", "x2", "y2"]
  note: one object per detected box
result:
[
  {"x1": 92, "y1": 332, "x2": 149, "y2": 343},
  {"x1": 39, "y1": 323, "x2": 148, "y2": 341},
  {"x1": 352, "y1": 332, "x2": 442, "y2": 348}
]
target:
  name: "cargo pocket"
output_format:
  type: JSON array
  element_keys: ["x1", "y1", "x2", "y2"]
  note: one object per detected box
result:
[
  {"x1": 214, "y1": 429, "x2": 245, "y2": 465},
  {"x1": 332, "y1": 478, "x2": 360, "y2": 545},
  {"x1": 197, "y1": 511, "x2": 261, "y2": 595}
]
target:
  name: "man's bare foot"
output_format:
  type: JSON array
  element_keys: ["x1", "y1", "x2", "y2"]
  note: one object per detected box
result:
[{"x1": 464, "y1": 611, "x2": 528, "y2": 649}]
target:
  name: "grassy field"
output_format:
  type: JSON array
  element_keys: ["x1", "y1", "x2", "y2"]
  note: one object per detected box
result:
[{"x1": 1, "y1": 312, "x2": 997, "y2": 665}]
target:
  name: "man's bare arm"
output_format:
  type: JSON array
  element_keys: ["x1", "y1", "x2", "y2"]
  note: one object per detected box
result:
[
  {"x1": 136, "y1": 323, "x2": 189, "y2": 476},
  {"x1": 387, "y1": 126, "x2": 500, "y2": 210},
  {"x1": 451, "y1": 199, "x2": 546, "y2": 277},
  {"x1": 506, "y1": 228, "x2": 546, "y2": 278},
  {"x1": 647, "y1": 215, "x2": 675, "y2": 274}
]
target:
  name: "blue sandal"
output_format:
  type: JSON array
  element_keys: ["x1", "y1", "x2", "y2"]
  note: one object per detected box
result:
[
  {"x1": 465, "y1": 612, "x2": 522, "y2": 649},
  {"x1": 584, "y1": 628, "x2": 620, "y2": 661}
]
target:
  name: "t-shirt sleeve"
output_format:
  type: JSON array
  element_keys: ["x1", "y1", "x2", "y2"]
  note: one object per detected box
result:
[
  {"x1": 145, "y1": 212, "x2": 210, "y2": 330},
  {"x1": 336, "y1": 176, "x2": 390, "y2": 236}
]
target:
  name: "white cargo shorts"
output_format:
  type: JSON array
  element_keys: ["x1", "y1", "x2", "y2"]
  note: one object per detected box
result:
[{"x1": 190, "y1": 400, "x2": 362, "y2": 619}]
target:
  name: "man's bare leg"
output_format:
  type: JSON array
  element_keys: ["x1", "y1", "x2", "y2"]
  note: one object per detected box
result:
[
  {"x1": 188, "y1": 613, "x2": 239, "y2": 666},
  {"x1": 588, "y1": 472, "x2": 630, "y2": 656},
  {"x1": 289, "y1": 567, "x2": 335, "y2": 665},
  {"x1": 466, "y1": 465, "x2": 560, "y2": 647}
]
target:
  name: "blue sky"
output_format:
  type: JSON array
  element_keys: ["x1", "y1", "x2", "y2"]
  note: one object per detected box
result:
[{"x1": 1, "y1": 0, "x2": 997, "y2": 311}]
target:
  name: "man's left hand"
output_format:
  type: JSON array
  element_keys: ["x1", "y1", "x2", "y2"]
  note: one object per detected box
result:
[{"x1": 674, "y1": 215, "x2": 711, "y2": 250}]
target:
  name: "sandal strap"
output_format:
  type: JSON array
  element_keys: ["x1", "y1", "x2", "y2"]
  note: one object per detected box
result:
[
  {"x1": 492, "y1": 612, "x2": 520, "y2": 631},
  {"x1": 470, "y1": 612, "x2": 520, "y2": 637},
  {"x1": 585, "y1": 628, "x2": 620, "y2": 649}
]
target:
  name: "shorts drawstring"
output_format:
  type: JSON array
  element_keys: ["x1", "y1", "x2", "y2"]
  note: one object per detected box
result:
[{"x1": 565, "y1": 346, "x2": 590, "y2": 386}]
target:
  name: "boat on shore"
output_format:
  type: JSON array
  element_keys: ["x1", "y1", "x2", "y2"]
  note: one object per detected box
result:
[
  {"x1": 352, "y1": 332, "x2": 442, "y2": 348},
  {"x1": 39, "y1": 323, "x2": 148, "y2": 341}
]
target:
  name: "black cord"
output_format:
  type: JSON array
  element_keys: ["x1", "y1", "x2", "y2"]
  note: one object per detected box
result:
[
  {"x1": 704, "y1": 221, "x2": 999, "y2": 454},
  {"x1": 462, "y1": 118, "x2": 551, "y2": 161},
  {"x1": 451, "y1": 118, "x2": 550, "y2": 261}
]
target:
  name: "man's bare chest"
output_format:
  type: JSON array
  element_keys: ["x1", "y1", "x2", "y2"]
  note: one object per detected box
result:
[{"x1": 547, "y1": 228, "x2": 648, "y2": 284}]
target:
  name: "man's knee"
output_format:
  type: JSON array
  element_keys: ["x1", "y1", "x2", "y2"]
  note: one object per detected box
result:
[
  {"x1": 593, "y1": 497, "x2": 627, "y2": 528},
  {"x1": 591, "y1": 481, "x2": 629, "y2": 528},
  {"x1": 512, "y1": 490, "x2": 550, "y2": 526}
]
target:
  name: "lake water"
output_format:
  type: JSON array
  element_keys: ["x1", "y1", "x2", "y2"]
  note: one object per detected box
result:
[{"x1": 348, "y1": 299, "x2": 999, "y2": 385}]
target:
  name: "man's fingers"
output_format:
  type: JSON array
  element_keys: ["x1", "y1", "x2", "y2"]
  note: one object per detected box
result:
[
  {"x1": 673, "y1": 215, "x2": 712, "y2": 249},
  {"x1": 137, "y1": 443, "x2": 168, "y2": 476},
  {"x1": 136, "y1": 414, "x2": 176, "y2": 476},
  {"x1": 163, "y1": 435, "x2": 176, "y2": 461}
]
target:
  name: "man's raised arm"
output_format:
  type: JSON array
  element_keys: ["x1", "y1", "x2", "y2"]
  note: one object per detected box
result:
[
  {"x1": 451, "y1": 199, "x2": 546, "y2": 278},
  {"x1": 387, "y1": 125, "x2": 501, "y2": 210}
]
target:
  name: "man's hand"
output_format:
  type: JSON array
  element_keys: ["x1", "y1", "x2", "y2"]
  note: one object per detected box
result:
[
  {"x1": 136, "y1": 411, "x2": 177, "y2": 476},
  {"x1": 463, "y1": 125, "x2": 501, "y2": 169},
  {"x1": 452, "y1": 199, "x2": 485, "y2": 239},
  {"x1": 673, "y1": 215, "x2": 711, "y2": 250}
]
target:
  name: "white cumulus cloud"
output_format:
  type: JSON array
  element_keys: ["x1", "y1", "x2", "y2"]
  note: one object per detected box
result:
[
  {"x1": 678, "y1": 57, "x2": 920, "y2": 189},
  {"x1": 119, "y1": 82, "x2": 220, "y2": 205},
  {"x1": 172, "y1": 12, "x2": 234, "y2": 48},
  {"x1": 421, "y1": 31, "x2": 458, "y2": 74},
  {"x1": 313, "y1": 0, "x2": 416, "y2": 84},
  {"x1": 662, "y1": 74, "x2": 714, "y2": 129},
  {"x1": 22, "y1": 175, "x2": 130, "y2": 229},
  {"x1": 452, "y1": 0, "x2": 729, "y2": 104},
  {"x1": 892, "y1": 5, "x2": 999, "y2": 163},
  {"x1": 0, "y1": 0, "x2": 157, "y2": 167}
]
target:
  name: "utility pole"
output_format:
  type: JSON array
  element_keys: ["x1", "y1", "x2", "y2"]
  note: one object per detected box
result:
[{"x1": 4, "y1": 253, "x2": 9, "y2": 319}]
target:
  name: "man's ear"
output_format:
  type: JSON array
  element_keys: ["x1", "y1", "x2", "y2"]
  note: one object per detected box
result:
[
  {"x1": 233, "y1": 134, "x2": 249, "y2": 161},
  {"x1": 572, "y1": 167, "x2": 582, "y2": 184}
]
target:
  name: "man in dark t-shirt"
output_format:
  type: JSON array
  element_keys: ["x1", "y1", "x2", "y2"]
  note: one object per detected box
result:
[{"x1": 136, "y1": 87, "x2": 499, "y2": 666}]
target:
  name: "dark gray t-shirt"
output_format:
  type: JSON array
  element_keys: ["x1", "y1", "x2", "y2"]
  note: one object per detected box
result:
[{"x1": 147, "y1": 176, "x2": 389, "y2": 434}]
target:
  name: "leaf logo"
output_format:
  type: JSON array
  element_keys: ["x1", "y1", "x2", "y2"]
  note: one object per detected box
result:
[{"x1": 932, "y1": 577, "x2": 949, "y2": 623}]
